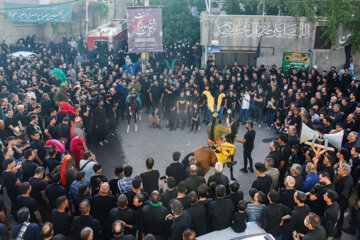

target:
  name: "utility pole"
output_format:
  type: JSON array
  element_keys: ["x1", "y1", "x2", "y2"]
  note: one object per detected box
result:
[
  {"x1": 114, "y1": 0, "x2": 117, "y2": 19},
  {"x1": 141, "y1": 0, "x2": 149, "y2": 72},
  {"x1": 262, "y1": 0, "x2": 265, "y2": 16},
  {"x1": 85, "y1": 0, "x2": 89, "y2": 35}
]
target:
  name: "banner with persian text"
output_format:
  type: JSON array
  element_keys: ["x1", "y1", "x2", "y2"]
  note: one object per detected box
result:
[
  {"x1": 4, "y1": 2, "x2": 73, "y2": 23},
  {"x1": 127, "y1": 7, "x2": 163, "y2": 53},
  {"x1": 282, "y1": 52, "x2": 311, "y2": 73}
]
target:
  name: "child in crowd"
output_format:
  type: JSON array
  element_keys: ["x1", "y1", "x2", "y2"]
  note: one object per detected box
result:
[
  {"x1": 190, "y1": 103, "x2": 199, "y2": 132},
  {"x1": 288, "y1": 144, "x2": 300, "y2": 165},
  {"x1": 231, "y1": 200, "x2": 247, "y2": 233},
  {"x1": 272, "y1": 118, "x2": 282, "y2": 133}
]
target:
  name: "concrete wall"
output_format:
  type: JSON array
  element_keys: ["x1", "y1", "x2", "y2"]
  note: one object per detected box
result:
[
  {"x1": 0, "y1": 0, "x2": 106, "y2": 45},
  {"x1": 200, "y1": 12, "x2": 349, "y2": 72}
]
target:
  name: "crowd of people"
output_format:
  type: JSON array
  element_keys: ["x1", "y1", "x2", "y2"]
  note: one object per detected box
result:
[{"x1": 0, "y1": 33, "x2": 358, "y2": 240}]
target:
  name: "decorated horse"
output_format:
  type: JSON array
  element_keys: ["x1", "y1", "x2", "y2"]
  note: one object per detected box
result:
[
  {"x1": 183, "y1": 119, "x2": 240, "y2": 180},
  {"x1": 126, "y1": 88, "x2": 141, "y2": 133}
]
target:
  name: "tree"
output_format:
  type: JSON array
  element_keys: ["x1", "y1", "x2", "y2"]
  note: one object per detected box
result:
[{"x1": 150, "y1": 0, "x2": 204, "y2": 45}]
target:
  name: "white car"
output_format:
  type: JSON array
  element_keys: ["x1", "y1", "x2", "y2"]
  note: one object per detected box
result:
[
  {"x1": 10, "y1": 51, "x2": 37, "y2": 60},
  {"x1": 196, "y1": 222, "x2": 274, "y2": 240}
]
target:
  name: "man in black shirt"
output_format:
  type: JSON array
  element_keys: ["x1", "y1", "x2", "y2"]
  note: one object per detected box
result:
[
  {"x1": 92, "y1": 182, "x2": 117, "y2": 239},
  {"x1": 21, "y1": 149, "x2": 39, "y2": 181},
  {"x1": 2, "y1": 158, "x2": 21, "y2": 217},
  {"x1": 226, "y1": 180, "x2": 244, "y2": 209},
  {"x1": 141, "y1": 191, "x2": 169, "y2": 240},
  {"x1": 17, "y1": 182, "x2": 42, "y2": 224},
  {"x1": 29, "y1": 132, "x2": 46, "y2": 166},
  {"x1": 45, "y1": 173, "x2": 66, "y2": 209},
  {"x1": 322, "y1": 190, "x2": 340, "y2": 238},
  {"x1": 278, "y1": 176, "x2": 296, "y2": 209},
  {"x1": 208, "y1": 185, "x2": 234, "y2": 231},
  {"x1": 126, "y1": 176, "x2": 149, "y2": 209},
  {"x1": 236, "y1": 120, "x2": 256, "y2": 173},
  {"x1": 168, "y1": 199, "x2": 192, "y2": 240},
  {"x1": 186, "y1": 191, "x2": 207, "y2": 236},
  {"x1": 111, "y1": 220, "x2": 136, "y2": 240},
  {"x1": 165, "y1": 152, "x2": 185, "y2": 185},
  {"x1": 254, "y1": 87, "x2": 265, "y2": 127},
  {"x1": 298, "y1": 213, "x2": 326, "y2": 240},
  {"x1": 261, "y1": 189, "x2": 292, "y2": 238},
  {"x1": 72, "y1": 199, "x2": 102, "y2": 240},
  {"x1": 184, "y1": 165, "x2": 206, "y2": 193},
  {"x1": 169, "y1": 181, "x2": 190, "y2": 211},
  {"x1": 149, "y1": 80, "x2": 164, "y2": 109},
  {"x1": 51, "y1": 196, "x2": 73, "y2": 238},
  {"x1": 266, "y1": 140, "x2": 281, "y2": 169},
  {"x1": 335, "y1": 163, "x2": 354, "y2": 237},
  {"x1": 46, "y1": 147, "x2": 60, "y2": 173},
  {"x1": 140, "y1": 157, "x2": 163, "y2": 195},
  {"x1": 108, "y1": 194, "x2": 136, "y2": 236},
  {"x1": 251, "y1": 162, "x2": 272, "y2": 195},
  {"x1": 92, "y1": 98, "x2": 106, "y2": 141},
  {"x1": 53, "y1": 117, "x2": 71, "y2": 150},
  {"x1": 26, "y1": 114, "x2": 43, "y2": 141},
  {"x1": 307, "y1": 172, "x2": 335, "y2": 217},
  {"x1": 29, "y1": 167, "x2": 48, "y2": 215},
  {"x1": 109, "y1": 166, "x2": 124, "y2": 199},
  {"x1": 284, "y1": 191, "x2": 311, "y2": 240},
  {"x1": 160, "y1": 177, "x2": 178, "y2": 211},
  {"x1": 207, "y1": 162, "x2": 229, "y2": 189}
]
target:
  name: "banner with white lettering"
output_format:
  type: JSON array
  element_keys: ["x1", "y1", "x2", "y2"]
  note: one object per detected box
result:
[
  {"x1": 127, "y1": 7, "x2": 163, "y2": 53},
  {"x1": 4, "y1": 2, "x2": 73, "y2": 23}
]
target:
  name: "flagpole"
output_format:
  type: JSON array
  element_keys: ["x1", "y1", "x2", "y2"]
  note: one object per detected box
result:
[{"x1": 85, "y1": 0, "x2": 89, "y2": 36}]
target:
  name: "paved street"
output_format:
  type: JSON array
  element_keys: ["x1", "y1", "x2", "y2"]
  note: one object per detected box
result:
[{"x1": 95, "y1": 114, "x2": 277, "y2": 200}]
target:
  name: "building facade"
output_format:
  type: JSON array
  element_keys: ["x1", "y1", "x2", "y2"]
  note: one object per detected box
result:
[{"x1": 200, "y1": 12, "x2": 351, "y2": 72}]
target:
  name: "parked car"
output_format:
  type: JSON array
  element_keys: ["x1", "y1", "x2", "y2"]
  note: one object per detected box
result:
[{"x1": 196, "y1": 222, "x2": 274, "y2": 240}]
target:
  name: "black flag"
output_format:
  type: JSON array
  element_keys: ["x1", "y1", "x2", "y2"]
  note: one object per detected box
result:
[{"x1": 255, "y1": 36, "x2": 262, "y2": 58}]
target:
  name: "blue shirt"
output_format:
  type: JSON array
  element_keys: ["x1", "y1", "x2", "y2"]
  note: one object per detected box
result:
[
  {"x1": 302, "y1": 173, "x2": 319, "y2": 192},
  {"x1": 12, "y1": 223, "x2": 42, "y2": 240}
]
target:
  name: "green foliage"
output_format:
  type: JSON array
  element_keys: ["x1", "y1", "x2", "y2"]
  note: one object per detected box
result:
[{"x1": 150, "y1": 0, "x2": 202, "y2": 45}]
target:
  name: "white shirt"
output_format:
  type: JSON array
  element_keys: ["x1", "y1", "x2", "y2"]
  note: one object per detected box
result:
[{"x1": 241, "y1": 93, "x2": 250, "y2": 109}]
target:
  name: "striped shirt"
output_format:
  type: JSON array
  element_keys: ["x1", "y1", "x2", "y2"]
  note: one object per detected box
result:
[
  {"x1": 117, "y1": 177, "x2": 133, "y2": 194},
  {"x1": 246, "y1": 203, "x2": 265, "y2": 223}
]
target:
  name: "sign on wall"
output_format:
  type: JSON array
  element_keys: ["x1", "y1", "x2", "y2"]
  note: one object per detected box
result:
[
  {"x1": 214, "y1": 20, "x2": 311, "y2": 40},
  {"x1": 207, "y1": 46, "x2": 221, "y2": 53},
  {"x1": 127, "y1": 7, "x2": 163, "y2": 53},
  {"x1": 282, "y1": 52, "x2": 311, "y2": 73},
  {"x1": 4, "y1": 3, "x2": 73, "y2": 23}
]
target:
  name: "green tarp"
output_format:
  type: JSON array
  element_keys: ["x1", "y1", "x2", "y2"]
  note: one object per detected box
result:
[{"x1": 4, "y1": 2, "x2": 73, "y2": 23}]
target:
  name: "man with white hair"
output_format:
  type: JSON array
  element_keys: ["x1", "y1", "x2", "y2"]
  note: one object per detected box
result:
[
  {"x1": 287, "y1": 126, "x2": 299, "y2": 147},
  {"x1": 290, "y1": 163, "x2": 304, "y2": 190},
  {"x1": 303, "y1": 162, "x2": 319, "y2": 192},
  {"x1": 207, "y1": 162, "x2": 229, "y2": 187},
  {"x1": 279, "y1": 176, "x2": 296, "y2": 209}
]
